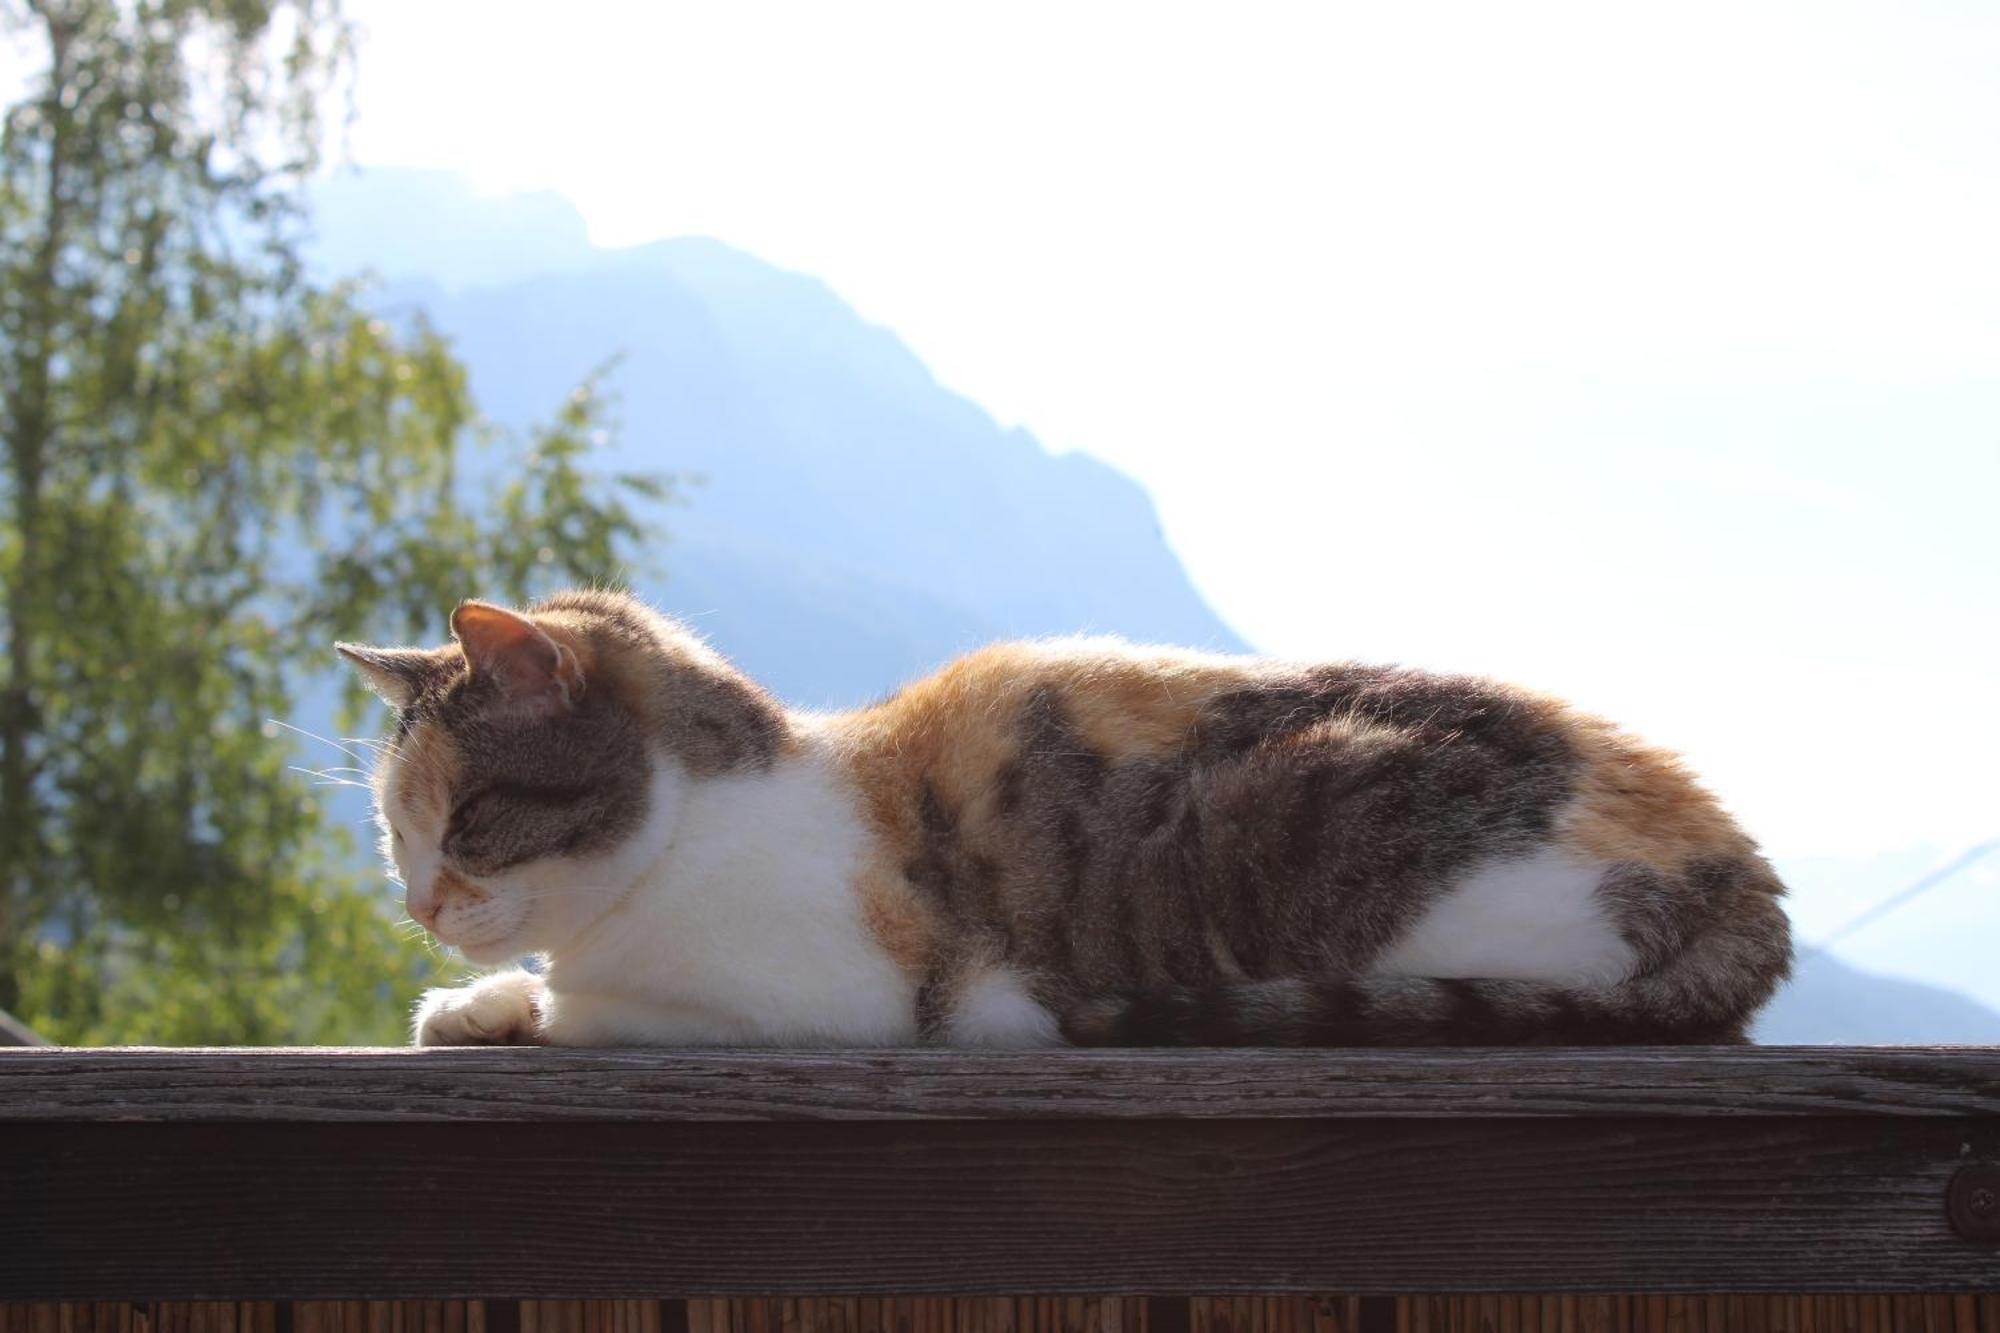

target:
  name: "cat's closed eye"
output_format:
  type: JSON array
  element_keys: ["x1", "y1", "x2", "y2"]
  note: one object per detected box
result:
[
  {"x1": 442, "y1": 788, "x2": 548, "y2": 874},
  {"x1": 446, "y1": 786, "x2": 525, "y2": 837}
]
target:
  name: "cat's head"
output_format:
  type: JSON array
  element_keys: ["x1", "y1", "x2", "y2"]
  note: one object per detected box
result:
[{"x1": 337, "y1": 590, "x2": 786, "y2": 963}]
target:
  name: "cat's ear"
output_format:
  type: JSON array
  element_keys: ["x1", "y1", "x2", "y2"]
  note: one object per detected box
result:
[
  {"x1": 450, "y1": 600, "x2": 585, "y2": 715},
  {"x1": 336, "y1": 643, "x2": 445, "y2": 710}
]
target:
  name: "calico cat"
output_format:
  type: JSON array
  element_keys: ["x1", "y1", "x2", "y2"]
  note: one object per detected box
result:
[{"x1": 339, "y1": 589, "x2": 1791, "y2": 1048}]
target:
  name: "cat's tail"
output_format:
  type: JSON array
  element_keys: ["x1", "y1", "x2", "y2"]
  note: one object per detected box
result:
[
  {"x1": 1061, "y1": 974, "x2": 1746, "y2": 1045},
  {"x1": 1060, "y1": 889, "x2": 1792, "y2": 1047}
]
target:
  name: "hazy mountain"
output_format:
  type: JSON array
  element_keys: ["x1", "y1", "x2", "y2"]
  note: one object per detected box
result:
[
  {"x1": 1754, "y1": 952, "x2": 2000, "y2": 1045},
  {"x1": 307, "y1": 169, "x2": 1999, "y2": 1046},
  {"x1": 311, "y1": 169, "x2": 1245, "y2": 707}
]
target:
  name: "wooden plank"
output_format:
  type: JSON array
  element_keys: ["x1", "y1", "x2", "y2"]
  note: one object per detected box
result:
[
  {"x1": 19, "y1": 1315, "x2": 1921, "y2": 1333},
  {"x1": 7, "y1": 1048, "x2": 2000, "y2": 1123},
  {"x1": 7, "y1": 1117, "x2": 2000, "y2": 1299}
]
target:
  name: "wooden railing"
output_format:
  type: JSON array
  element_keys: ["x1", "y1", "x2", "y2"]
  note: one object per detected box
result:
[{"x1": 4, "y1": 1047, "x2": 1999, "y2": 1303}]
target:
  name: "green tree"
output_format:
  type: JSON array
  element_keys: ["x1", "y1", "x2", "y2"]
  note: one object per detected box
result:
[{"x1": 0, "y1": 0, "x2": 663, "y2": 1043}]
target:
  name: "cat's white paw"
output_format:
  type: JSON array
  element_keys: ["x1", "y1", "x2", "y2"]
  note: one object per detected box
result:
[{"x1": 414, "y1": 970, "x2": 547, "y2": 1047}]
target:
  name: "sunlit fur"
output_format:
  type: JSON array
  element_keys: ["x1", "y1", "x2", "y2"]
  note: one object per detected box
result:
[{"x1": 343, "y1": 589, "x2": 1791, "y2": 1049}]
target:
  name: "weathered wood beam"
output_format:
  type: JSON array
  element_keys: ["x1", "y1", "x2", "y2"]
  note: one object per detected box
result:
[
  {"x1": 4, "y1": 1046, "x2": 2000, "y2": 1122},
  {"x1": 5, "y1": 1048, "x2": 1999, "y2": 1300},
  {"x1": 7, "y1": 1116, "x2": 2000, "y2": 1297}
]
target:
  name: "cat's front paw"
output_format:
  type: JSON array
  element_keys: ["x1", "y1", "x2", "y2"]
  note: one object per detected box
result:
[{"x1": 414, "y1": 970, "x2": 547, "y2": 1047}]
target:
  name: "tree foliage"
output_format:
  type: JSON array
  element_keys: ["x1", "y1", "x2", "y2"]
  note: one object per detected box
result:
[{"x1": 0, "y1": 0, "x2": 662, "y2": 1042}]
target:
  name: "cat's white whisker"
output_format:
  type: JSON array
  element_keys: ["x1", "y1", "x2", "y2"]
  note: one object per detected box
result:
[
  {"x1": 289, "y1": 768, "x2": 371, "y2": 791},
  {"x1": 266, "y1": 718, "x2": 372, "y2": 766}
]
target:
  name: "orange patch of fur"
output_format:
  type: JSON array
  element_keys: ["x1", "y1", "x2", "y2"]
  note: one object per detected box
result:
[
  {"x1": 1058, "y1": 647, "x2": 1261, "y2": 761},
  {"x1": 844, "y1": 641, "x2": 1254, "y2": 811},
  {"x1": 854, "y1": 850, "x2": 937, "y2": 977},
  {"x1": 1556, "y1": 714, "x2": 1757, "y2": 870},
  {"x1": 831, "y1": 640, "x2": 1260, "y2": 969},
  {"x1": 389, "y1": 718, "x2": 462, "y2": 831},
  {"x1": 836, "y1": 642, "x2": 1040, "y2": 838}
]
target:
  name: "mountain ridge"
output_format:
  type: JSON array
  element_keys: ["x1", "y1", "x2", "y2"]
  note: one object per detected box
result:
[
  {"x1": 315, "y1": 169, "x2": 1246, "y2": 708},
  {"x1": 306, "y1": 167, "x2": 2000, "y2": 1046}
]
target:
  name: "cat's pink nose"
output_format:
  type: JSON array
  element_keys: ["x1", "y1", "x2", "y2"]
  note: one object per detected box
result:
[{"x1": 409, "y1": 870, "x2": 481, "y2": 930}]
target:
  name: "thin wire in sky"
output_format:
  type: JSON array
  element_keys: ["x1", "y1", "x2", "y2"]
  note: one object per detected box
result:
[{"x1": 1806, "y1": 836, "x2": 2000, "y2": 956}]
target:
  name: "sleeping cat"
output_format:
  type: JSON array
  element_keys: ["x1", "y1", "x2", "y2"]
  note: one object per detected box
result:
[{"x1": 338, "y1": 589, "x2": 1791, "y2": 1048}]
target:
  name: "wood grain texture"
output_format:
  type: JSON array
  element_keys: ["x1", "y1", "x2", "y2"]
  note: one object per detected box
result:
[
  {"x1": 10, "y1": 1301, "x2": 2000, "y2": 1333},
  {"x1": 6, "y1": 1047, "x2": 2000, "y2": 1122},
  {"x1": 8, "y1": 1117, "x2": 2000, "y2": 1299}
]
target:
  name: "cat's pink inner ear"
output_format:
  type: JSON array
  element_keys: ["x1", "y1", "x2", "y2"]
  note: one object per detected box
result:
[{"x1": 451, "y1": 601, "x2": 584, "y2": 710}]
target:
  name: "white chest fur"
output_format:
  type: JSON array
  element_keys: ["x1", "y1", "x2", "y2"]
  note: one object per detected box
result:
[{"x1": 540, "y1": 745, "x2": 919, "y2": 1046}]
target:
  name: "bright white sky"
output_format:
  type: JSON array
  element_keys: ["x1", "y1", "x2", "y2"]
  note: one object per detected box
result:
[
  {"x1": 32, "y1": 4, "x2": 2000, "y2": 993},
  {"x1": 339, "y1": 0, "x2": 2000, "y2": 995}
]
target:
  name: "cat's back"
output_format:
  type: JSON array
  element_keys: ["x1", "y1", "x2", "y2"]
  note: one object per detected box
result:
[
  {"x1": 837, "y1": 635, "x2": 1591, "y2": 817},
  {"x1": 830, "y1": 635, "x2": 1616, "y2": 926},
  {"x1": 838, "y1": 635, "x2": 1271, "y2": 779},
  {"x1": 818, "y1": 635, "x2": 1789, "y2": 1045}
]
